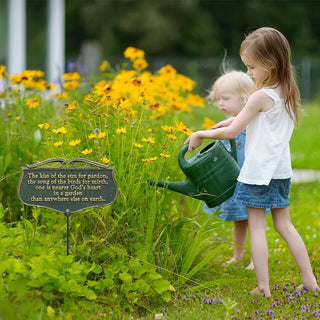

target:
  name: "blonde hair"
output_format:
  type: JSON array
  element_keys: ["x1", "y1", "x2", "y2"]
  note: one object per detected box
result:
[
  {"x1": 240, "y1": 27, "x2": 301, "y2": 123},
  {"x1": 208, "y1": 70, "x2": 254, "y2": 104}
]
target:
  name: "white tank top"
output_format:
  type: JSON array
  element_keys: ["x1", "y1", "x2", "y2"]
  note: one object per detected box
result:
[{"x1": 238, "y1": 88, "x2": 294, "y2": 185}]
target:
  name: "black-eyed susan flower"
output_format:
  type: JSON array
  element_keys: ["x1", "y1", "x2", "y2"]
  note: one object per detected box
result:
[
  {"x1": 38, "y1": 123, "x2": 50, "y2": 130},
  {"x1": 69, "y1": 139, "x2": 81, "y2": 146},
  {"x1": 101, "y1": 157, "x2": 110, "y2": 164},
  {"x1": 98, "y1": 131, "x2": 107, "y2": 138},
  {"x1": 124, "y1": 47, "x2": 145, "y2": 61},
  {"x1": 88, "y1": 133, "x2": 97, "y2": 139},
  {"x1": 62, "y1": 72, "x2": 81, "y2": 81},
  {"x1": 63, "y1": 80, "x2": 81, "y2": 90},
  {"x1": 175, "y1": 121, "x2": 193, "y2": 136},
  {"x1": 26, "y1": 96, "x2": 40, "y2": 109},
  {"x1": 81, "y1": 148, "x2": 93, "y2": 155},
  {"x1": 141, "y1": 137, "x2": 155, "y2": 144},
  {"x1": 160, "y1": 153, "x2": 170, "y2": 158},
  {"x1": 133, "y1": 59, "x2": 148, "y2": 71},
  {"x1": 161, "y1": 125, "x2": 175, "y2": 133},
  {"x1": 167, "y1": 134, "x2": 177, "y2": 140},
  {"x1": 201, "y1": 117, "x2": 215, "y2": 130},
  {"x1": 142, "y1": 156, "x2": 157, "y2": 167},
  {"x1": 116, "y1": 127, "x2": 127, "y2": 134},
  {"x1": 52, "y1": 127, "x2": 67, "y2": 134},
  {"x1": 65, "y1": 101, "x2": 78, "y2": 113},
  {"x1": 99, "y1": 60, "x2": 109, "y2": 72},
  {"x1": 0, "y1": 65, "x2": 7, "y2": 79},
  {"x1": 54, "y1": 141, "x2": 64, "y2": 147},
  {"x1": 134, "y1": 143, "x2": 143, "y2": 148}
]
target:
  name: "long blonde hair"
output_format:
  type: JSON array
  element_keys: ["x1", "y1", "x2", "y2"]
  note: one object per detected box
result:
[{"x1": 240, "y1": 27, "x2": 301, "y2": 123}]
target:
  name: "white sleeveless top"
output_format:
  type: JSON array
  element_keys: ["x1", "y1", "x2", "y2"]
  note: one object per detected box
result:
[{"x1": 237, "y1": 88, "x2": 295, "y2": 185}]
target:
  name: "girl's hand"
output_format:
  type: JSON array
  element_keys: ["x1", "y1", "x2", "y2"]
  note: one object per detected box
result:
[
  {"x1": 213, "y1": 117, "x2": 234, "y2": 128},
  {"x1": 184, "y1": 132, "x2": 203, "y2": 152}
]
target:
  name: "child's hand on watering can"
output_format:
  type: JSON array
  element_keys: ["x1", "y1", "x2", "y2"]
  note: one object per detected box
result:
[{"x1": 184, "y1": 131, "x2": 204, "y2": 152}]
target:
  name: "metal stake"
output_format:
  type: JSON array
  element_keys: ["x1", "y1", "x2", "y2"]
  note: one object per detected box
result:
[{"x1": 65, "y1": 209, "x2": 71, "y2": 255}]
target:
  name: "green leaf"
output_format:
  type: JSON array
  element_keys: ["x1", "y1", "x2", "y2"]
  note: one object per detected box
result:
[
  {"x1": 119, "y1": 272, "x2": 132, "y2": 283},
  {"x1": 13, "y1": 260, "x2": 28, "y2": 274},
  {"x1": 148, "y1": 271, "x2": 162, "y2": 280},
  {"x1": 153, "y1": 279, "x2": 175, "y2": 294},
  {"x1": 45, "y1": 268, "x2": 59, "y2": 278},
  {"x1": 28, "y1": 279, "x2": 43, "y2": 288},
  {"x1": 7, "y1": 279, "x2": 29, "y2": 298}
]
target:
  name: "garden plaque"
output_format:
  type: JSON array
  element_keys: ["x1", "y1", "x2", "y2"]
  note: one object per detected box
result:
[{"x1": 18, "y1": 157, "x2": 118, "y2": 255}]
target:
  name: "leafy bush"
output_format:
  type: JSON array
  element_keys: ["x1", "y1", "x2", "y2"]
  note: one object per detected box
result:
[{"x1": 0, "y1": 48, "x2": 221, "y2": 318}]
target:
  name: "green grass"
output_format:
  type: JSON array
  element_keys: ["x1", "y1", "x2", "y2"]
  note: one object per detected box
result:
[
  {"x1": 291, "y1": 104, "x2": 320, "y2": 169},
  {"x1": 137, "y1": 104, "x2": 320, "y2": 319},
  {"x1": 138, "y1": 182, "x2": 320, "y2": 320}
]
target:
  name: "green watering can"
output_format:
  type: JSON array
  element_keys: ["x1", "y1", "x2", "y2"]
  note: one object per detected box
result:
[{"x1": 148, "y1": 140, "x2": 240, "y2": 208}]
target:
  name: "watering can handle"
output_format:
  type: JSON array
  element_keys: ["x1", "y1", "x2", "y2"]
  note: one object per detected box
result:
[
  {"x1": 178, "y1": 144, "x2": 190, "y2": 169},
  {"x1": 229, "y1": 139, "x2": 237, "y2": 162},
  {"x1": 179, "y1": 139, "x2": 237, "y2": 168}
]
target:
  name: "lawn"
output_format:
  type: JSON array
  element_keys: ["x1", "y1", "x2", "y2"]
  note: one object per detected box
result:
[{"x1": 143, "y1": 104, "x2": 320, "y2": 320}]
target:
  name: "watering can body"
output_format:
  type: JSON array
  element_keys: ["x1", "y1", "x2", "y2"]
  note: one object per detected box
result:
[{"x1": 148, "y1": 140, "x2": 240, "y2": 208}]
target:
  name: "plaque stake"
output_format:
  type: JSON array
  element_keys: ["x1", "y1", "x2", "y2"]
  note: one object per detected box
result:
[
  {"x1": 17, "y1": 157, "x2": 118, "y2": 256},
  {"x1": 65, "y1": 209, "x2": 71, "y2": 255}
]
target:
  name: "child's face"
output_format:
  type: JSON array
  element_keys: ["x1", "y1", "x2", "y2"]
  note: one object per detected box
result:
[
  {"x1": 241, "y1": 54, "x2": 269, "y2": 85},
  {"x1": 215, "y1": 88, "x2": 244, "y2": 117}
]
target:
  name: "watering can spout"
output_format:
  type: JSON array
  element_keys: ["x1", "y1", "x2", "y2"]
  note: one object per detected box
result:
[
  {"x1": 147, "y1": 140, "x2": 240, "y2": 208},
  {"x1": 147, "y1": 179, "x2": 198, "y2": 197}
]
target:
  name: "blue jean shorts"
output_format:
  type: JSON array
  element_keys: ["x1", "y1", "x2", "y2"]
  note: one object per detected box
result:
[{"x1": 233, "y1": 178, "x2": 291, "y2": 209}]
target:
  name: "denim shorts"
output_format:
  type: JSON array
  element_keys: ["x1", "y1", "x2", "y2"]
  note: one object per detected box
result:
[
  {"x1": 203, "y1": 198, "x2": 248, "y2": 221},
  {"x1": 233, "y1": 178, "x2": 291, "y2": 209}
]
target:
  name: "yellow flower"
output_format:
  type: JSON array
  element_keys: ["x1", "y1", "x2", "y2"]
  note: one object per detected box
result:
[
  {"x1": 161, "y1": 125, "x2": 175, "y2": 133},
  {"x1": 62, "y1": 72, "x2": 81, "y2": 81},
  {"x1": 142, "y1": 137, "x2": 155, "y2": 144},
  {"x1": 26, "y1": 96, "x2": 40, "y2": 109},
  {"x1": 51, "y1": 92, "x2": 69, "y2": 99},
  {"x1": 65, "y1": 101, "x2": 78, "y2": 113},
  {"x1": 88, "y1": 133, "x2": 97, "y2": 139},
  {"x1": 101, "y1": 157, "x2": 110, "y2": 164},
  {"x1": 63, "y1": 80, "x2": 81, "y2": 90},
  {"x1": 167, "y1": 134, "x2": 177, "y2": 140},
  {"x1": 142, "y1": 156, "x2": 158, "y2": 167},
  {"x1": 175, "y1": 121, "x2": 193, "y2": 136},
  {"x1": 38, "y1": 123, "x2": 50, "y2": 130},
  {"x1": 0, "y1": 65, "x2": 7, "y2": 79},
  {"x1": 116, "y1": 127, "x2": 127, "y2": 134},
  {"x1": 134, "y1": 143, "x2": 143, "y2": 148},
  {"x1": 52, "y1": 127, "x2": 67, "y2": 134},
  {"x1": 54, "y1": 141, "x2": 63, "y2": 147},
  {"x1": 157, "y1": 64, "x2": 177, "y2": 77},
  {"x1": 133, "y1": 59, "x2": 148, "y2": 70},
  {"x1": 81, "y1": 148, "x2": 93, "y2": 155},
  {"x1": 124, "y1": 47, "x2": 145, "y2": 61},
  {"x1": 160, "y1": 153, "x2": 170, "y2": 158},
  {"x1": 201, "y1": 117, "x2": 215, "y2": 130},
  {"x1": 99, "y1": 60, "x2": 109, "y2": 72},
  {"x1": 69, "y1": 139, "x2": 81, "y2": 146},
  {"x1": 98, "y1": 131, "x2": 107, "y2": 139}
]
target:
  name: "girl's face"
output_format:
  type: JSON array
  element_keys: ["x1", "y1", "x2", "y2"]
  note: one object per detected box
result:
[
  {"x1": 215, "y1": 87, "x2": 244, "y2": 117},
  {"x1": 241, "y1": 54, "x2": 269, "y2": 84}
]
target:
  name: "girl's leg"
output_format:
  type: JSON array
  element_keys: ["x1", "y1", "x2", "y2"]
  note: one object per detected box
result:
[
  {"x1": 227, "y1": 220, "x2": 248, "y2": 263},
  {"x1": 247, "y1": 207, "x2": 271, "y2": 296},
  {"x1": 272, "y1": 207, "x2": 319, "y2": 290}
]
